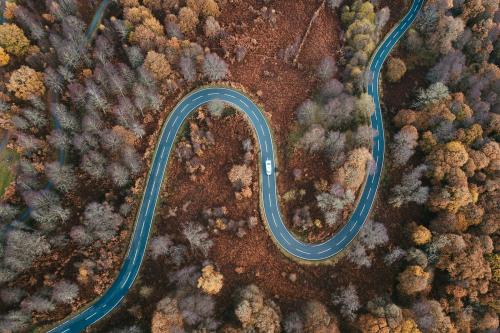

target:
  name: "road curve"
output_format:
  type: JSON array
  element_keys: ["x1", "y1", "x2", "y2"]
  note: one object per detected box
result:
[{"x1": 48, "y1": 0, "x2": 423, "y2": 331}]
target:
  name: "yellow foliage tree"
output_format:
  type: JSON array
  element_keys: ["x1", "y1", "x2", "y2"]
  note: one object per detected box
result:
[
  {"x1": 201, "y1": 0, "x2": 220, "y2": 17},
  {"x1": 0, "y1": 24, "x2": 30, "y2": 56},
  {"x1": 411, "y1": 224, "x2": 432, "y2": 245},
  {"x1": 397, "y1": 265, "x2": 431, "y2": 296},
  {"x1": 386, "y1": 57, "x2": 407, "y2": 82},
  {"x1": 6, "y1": 66, "x2": 46, "y2": 100},
  {"x1": 178, "y1": 7, "x2": 199, "y2": 35},
  {"x1": 144, "y1": 51, "x2": 171, "y2": 82},
  {"x1": 197, "y1": 264, "x2": 224, "y2": 295}
]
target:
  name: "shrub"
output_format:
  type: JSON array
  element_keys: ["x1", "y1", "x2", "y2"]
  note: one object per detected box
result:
[
  {"x1": 6, "y1": 66, "x2": 46, "y2": 100},
  {"x1": 0, "y1": 23, "x2": 30, "y2": 56}
]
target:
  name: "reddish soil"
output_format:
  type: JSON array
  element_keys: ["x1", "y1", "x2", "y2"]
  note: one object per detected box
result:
[{"x1": 218, "y1": 0, "x2": 345, "y2": 241}]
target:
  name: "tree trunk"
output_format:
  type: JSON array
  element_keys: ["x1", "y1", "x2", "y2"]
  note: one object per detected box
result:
[{"x1": 293, "y1": 0, "x2": 326, "y2": 65}]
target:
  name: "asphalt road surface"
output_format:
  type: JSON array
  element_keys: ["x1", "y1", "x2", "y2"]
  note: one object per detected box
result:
[{"x1": 48, "y1": 0, "x2": 423, "y2": 331}]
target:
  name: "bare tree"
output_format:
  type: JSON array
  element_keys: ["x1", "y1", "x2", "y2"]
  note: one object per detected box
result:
[
  {"x1": 182, "y1": 222, "x2": 213, "y2": 257},
  {"x1": 332, "y1": 284, "x2": 360, "y2": 320},
  {"x1": 150, "y1": 235, "x2": 173, "y2": 260},
  {"x1": 203, "y1": 53, "x2": 229, "y2": 81},
  {"x1": 52, "y1": 280, "x2": 79, "y2": 304},
  {"x1": 45, "y1": 161, "x2": 77, "y2": 193},
  {"x1": 316, "y1": 56, "x2": 337, "y2": 81},
  {"x1": 389, "y1": 165, "x2": 429, "y2": 208}
]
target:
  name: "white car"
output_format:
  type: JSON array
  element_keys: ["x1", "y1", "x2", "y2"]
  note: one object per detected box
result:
[{"x1": 265, "y1": 159, "x2": 273, "y2": 175}]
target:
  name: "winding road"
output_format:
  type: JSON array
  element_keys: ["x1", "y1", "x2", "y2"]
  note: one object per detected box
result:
[{"x1": 47, "y1": 0, "x2": 424, "y2": 331}]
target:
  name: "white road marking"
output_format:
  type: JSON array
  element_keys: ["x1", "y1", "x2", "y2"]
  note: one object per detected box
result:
[
  {"x1": 349, "y1": 222, "x2": 356, "y2": 232},
  {"x1": 207, "y1": 92, "x2": 219, "y2": 96},
  {"x1": 360, "y1": 204, "x2": 366, "y2": 214},
  {"x1": 296, "y1": 248, "x2": 311, "y2": 255},
  {"x1": 62, "y1": 329, "x2": 70, "y2": 333},
  {"x1": 239, "y1": 99, "x2": 249, "y2": 108},
  {"x1": 377, "y1": 140, "x2": 380, "y2": 151},
  {"x1": 264, "y1": 141, "x2": 268, "y2": 152},
  {"x1": 367, "y1": 188, "x2": 372, "y2": 197},
  {"x1": 85, "y1": 313, "x2": 96, "y2": 321},
  {"x1": 340, "y1": 235, "x2": 347, "y2": 243},
  {"x1": 318, "y1": 248, "x2": 331, "y2": 254},
  {"x1": 192, "y1": 95, "x2": 202, "y2": 101},
  {"x1": 271, "y1": 212, "x2": 278, "y2": 227}
]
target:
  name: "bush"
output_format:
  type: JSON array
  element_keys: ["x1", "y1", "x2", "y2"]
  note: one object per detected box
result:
[
  {"x1": 6, "y1": 66, "x2": 46, "y2": 101},
  {"x1": 0, "y1": 23, "x2": 30, "y2": 56}
]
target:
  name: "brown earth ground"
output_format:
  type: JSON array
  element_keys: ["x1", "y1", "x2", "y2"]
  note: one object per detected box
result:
[
  {"x1": 87, "y1": 0, "x2": 430, "y2": 331},
  {"x1": 220, "y1": 0, "x2": 345, "y2": 242}
]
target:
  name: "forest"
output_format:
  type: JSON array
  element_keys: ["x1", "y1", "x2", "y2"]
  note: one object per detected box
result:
[{"x1": 0, "y1": 0, "x2": 498, "y2": 332}]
